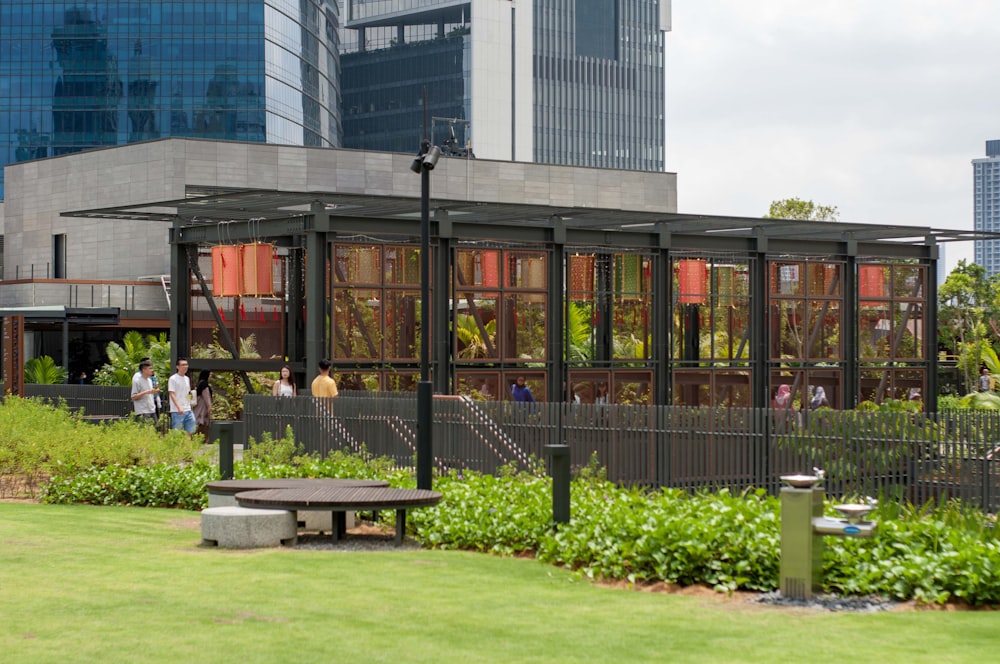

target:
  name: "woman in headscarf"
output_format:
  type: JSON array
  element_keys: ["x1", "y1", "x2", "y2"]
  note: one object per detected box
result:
[
  {"x1": 773, "y1": 384, "x2": 792, "y2": 410},
  {"x1": 193, "y1": 369, "x2": 213, "y2": 438},
  {"x1": 810, "y1": 386, "x2": 829, "y2": 409}
]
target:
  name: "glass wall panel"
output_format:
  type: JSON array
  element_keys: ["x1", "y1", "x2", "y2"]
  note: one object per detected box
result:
[
  {"x1": 673, "y1": 257, "x2": 751, "y2": 363},
  {"x1": 332, "y1": 287, "x2": 381, "y2": 359},
  {"x1": 673, "y1": 370, "x2": 750, "y2": 407},
  {"x1": 454, "y1": 293, "x2": 499, "y2": 361}
]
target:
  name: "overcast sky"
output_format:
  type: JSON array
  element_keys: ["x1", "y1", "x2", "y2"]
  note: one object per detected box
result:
[{"x1": 663, "y1": 1, "x2": 1000, "y2": 271}]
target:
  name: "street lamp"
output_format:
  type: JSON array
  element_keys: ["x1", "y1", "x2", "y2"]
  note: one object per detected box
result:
[{"x1": 412, "y1": 139, "x2": 440, "y2": 490}]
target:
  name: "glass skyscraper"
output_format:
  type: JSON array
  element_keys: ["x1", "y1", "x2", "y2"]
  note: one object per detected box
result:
[
  {"x1": 0, "y1": 0, "x2": 342, "y2": 198},
  {"x1": 340, "y1": 0, "x2": 668, "y2": 171},
  {"x1": 974, "y1": 140, "x2": 1000, "y2": 276}
]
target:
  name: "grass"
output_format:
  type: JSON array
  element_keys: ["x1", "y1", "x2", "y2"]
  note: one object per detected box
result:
[{"x1": 0, "y1": 503, "x2": 996, "y2": 663}]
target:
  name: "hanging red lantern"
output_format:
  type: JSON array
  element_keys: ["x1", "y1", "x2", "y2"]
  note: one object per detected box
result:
[
  {"x1": 859, "y1": 265, "x2": 885, "y2": 301},
  {"x1": 211, "y1": 245, "x2": 241, "y2": 297},
  {"x1": 568, "y1": 254, "x2": 595, "y2": 301},
  {"x1": 481, "y1": 250, "x2": 500, "y2": 287},
  {"x1": 240, "y1": 243, "x2": 275, "y2": 297},
  {"x1": 678, "y1": 259, "x2": 708, "y2": 304}
]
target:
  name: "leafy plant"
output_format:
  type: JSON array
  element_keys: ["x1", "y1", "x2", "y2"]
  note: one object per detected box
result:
[
  {"x1": 23, "y1": 355, "x2": 68, "y2": 384},
  {"x1": 92, "y1": 331, "x2": 171, "y2": 387}
]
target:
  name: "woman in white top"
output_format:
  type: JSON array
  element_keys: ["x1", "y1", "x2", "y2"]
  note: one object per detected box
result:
[{"x1": 272, "y1": 364, "x2": 297, "y2": 397}]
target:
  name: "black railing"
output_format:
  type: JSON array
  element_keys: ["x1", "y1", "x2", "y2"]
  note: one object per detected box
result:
[{"x1": 12, "y1": 386, "x2": 1000, "y2": 510}]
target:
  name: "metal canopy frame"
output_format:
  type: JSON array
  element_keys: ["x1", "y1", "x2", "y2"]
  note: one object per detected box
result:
[
  {"x1": 62, "y1": 185, "x2": 1000, "y2": 246},
  {"x1": 61, "y1": 186, "x2": 997, "y2": 410}
]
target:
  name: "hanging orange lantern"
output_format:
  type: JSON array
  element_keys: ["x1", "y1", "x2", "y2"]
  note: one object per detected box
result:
[
  {"x1": 211, "y1": 245, "x2": 241, "y2": 297},
  {"x1": 859, "y1": 265, "x2": 885, "y2": 301},
  {"x1": 240, "y1": 242, "x2": 275, "y2": 296},
  {"x1": 678, "y1": 259, "x2": 707, "y2": 304}
]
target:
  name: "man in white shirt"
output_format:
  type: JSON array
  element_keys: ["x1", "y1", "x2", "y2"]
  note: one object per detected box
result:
[
  {"x1": 168, "y1": 358, "x2": 196, "y2": 435},
  {"x1": 130, "y1": 361, "x2": 158, "y2": 420}
]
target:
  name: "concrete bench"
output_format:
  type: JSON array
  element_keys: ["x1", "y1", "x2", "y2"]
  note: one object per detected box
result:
[{"x1": 200, "y1": 505, "x2": 297, "y2": 549}]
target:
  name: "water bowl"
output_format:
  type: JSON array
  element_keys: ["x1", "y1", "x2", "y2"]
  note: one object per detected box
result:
[
  {"x1": 833, "y1": 504, "x2": 875, "y2": 523},
  {"x1": 780, "y1": 474, "x2": 822, "y2": 489}
]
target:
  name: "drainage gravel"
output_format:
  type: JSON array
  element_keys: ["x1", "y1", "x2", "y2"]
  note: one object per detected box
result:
[{"x1": 750, "y1": 591, "x2": 899, "y2": 612}]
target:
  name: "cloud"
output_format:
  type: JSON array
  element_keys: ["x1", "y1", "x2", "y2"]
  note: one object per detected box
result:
[{"x1": 665, "y1": 0, "x2": 1000, "y2": 269}]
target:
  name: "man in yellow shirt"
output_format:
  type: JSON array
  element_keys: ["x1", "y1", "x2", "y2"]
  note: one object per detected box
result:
[{"x1": 311, "y1": 358, "x2": 339, "y2": 398}]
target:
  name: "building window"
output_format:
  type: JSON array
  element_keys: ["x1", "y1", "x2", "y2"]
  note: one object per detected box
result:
[{"x1": 53, "y1": 234, "x2": 67, "y2": 279}]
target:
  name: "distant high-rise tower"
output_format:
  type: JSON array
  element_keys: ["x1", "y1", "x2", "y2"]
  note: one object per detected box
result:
[
  {"x1": 339, "y1": 0, "x2": 669, "y2": 172},
  {"x1": 0, "y1": 1, "x2": 342, "y2": 199},
  {"x1": 974, "y1": 140, "x2": 1000, "y2": 276}
]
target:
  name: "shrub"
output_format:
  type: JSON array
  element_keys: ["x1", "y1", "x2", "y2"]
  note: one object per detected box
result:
[{"x1": 0, "y1": 396, "x2": 200, "y2": 483}]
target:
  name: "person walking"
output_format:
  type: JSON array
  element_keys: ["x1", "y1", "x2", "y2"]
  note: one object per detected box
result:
[
  {"x1": 168, "y1": 358, "x2": 196, "y2": 436},
  {"x1": 130, "y1": 360, "x2": 158, "y2": 421},
  {"x1": 311, "y1": 358, "x2": 339, "y2": 398},
  {"x1": 193, "y1": 369, "x2": 213, "y2": 438},
  {"x1": 272, "y1": 364, "x2": 297, "y2": 397}
]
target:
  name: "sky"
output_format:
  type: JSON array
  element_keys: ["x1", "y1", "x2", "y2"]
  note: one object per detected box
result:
[{"x1": 663, "y1": 0, "x2": 1000, "y2": 272}]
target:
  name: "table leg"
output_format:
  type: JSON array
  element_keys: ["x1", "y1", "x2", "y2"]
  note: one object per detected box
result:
[
  {"x1": 331, "y1": 511, "x2": 346, "y2": 542},
  {"x1": 395, "y1": 509, "x2": 406, "y2": 545}
]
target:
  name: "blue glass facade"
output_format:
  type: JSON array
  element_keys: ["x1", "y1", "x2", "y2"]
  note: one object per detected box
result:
[
  {"x1": 340, "y1": 3, "x2": 472, "y2": 154},
  {"x1": 0, "y1": 0, "x2": 342, "y2": 198}
]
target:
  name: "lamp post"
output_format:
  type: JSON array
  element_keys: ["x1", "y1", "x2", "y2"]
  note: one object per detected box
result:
[{"x1": 411, "y1": 140, "x2": 440, "y2": 490}]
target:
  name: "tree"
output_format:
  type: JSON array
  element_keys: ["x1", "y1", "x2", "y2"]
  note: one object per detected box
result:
[
  {"x1": 764, "y1": 198, "x2": 839, "y2": 221},
  {"x1": 938, "y1": 260, "x2": 1000, "y2": 392}
]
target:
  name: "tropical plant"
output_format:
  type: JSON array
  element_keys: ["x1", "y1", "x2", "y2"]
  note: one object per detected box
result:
[
  {"x1": 565, "y1": 301, "x2": 593, "y2": 361},
  {"x1": 191, "y1": 331, "x2": 271, "y2": 420},
  {"x1": 92, "y1": 331, "x2": 171, "y2": 386},
  {"x1": 23, "y1": 355, "x2": 67, "y2": 384},
  {"x1": 454, "y1": 311, "x2": 496, "y2": 359}
]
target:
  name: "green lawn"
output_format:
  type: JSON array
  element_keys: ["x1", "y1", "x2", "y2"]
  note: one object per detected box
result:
[{"x1": 0, "y1": 503, "x2": 993, "y2": 663}]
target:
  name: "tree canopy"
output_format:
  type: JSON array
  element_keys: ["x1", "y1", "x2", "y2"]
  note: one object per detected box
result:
[{"x1": 764, "y1": 197, "x2": 840, "y2": 221}]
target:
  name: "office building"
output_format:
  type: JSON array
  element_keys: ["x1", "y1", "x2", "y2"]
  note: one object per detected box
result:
[
  {"x1": 340, "y1": 0, "x2": 669, "y2": 171},
  {"x1": 974, "y1": 139, "x2": 1000, "y2": 276},
  {"x1": 0, "y1": 0, "x2": 341, "y2": 200}
]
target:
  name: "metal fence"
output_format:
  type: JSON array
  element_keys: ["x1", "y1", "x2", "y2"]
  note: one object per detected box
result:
[
  {"x1": 12, "y1": 386, "x2": 1000, "y2": 510},
  {"x1": 244, "y1": 393, "x2": 1000, "y2": 509},
  {"x1": 23, "y1": 384, "x2": 132, "y2": 417}
]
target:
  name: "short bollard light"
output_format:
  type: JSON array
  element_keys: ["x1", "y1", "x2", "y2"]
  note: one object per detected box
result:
[
  {"x1": 779, "y1": 473, "x2": 877, "y2": 600},
  {"x1": 544, "y1": 444, "x2": 570, "y2": 525},
  {"x1": 209, "y1": 420, "x2": 244, "y2": 481}
]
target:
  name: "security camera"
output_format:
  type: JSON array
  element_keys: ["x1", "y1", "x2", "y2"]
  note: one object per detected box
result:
[{"x1": 422, "y1": 146, "x2": 441, "y2": 171}]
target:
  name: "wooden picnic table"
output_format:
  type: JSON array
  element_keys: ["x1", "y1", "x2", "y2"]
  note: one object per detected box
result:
[{"x1": 235, "y1": 486, "x2": 442, "y2": 545}]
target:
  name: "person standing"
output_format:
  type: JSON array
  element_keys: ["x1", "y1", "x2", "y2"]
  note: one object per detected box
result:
[
  {"x1": 130, "y1": 360, "x2": 158, "y2": 421},
  {"x1": 311, "y1": 358, "x2": 339, "y2": 398},
  {"x1": 168, "y1": 358, "x2": 196, "y2": 435},
  {"x1": 272, "y1": 364, "x2": 297, "y2": 397},
  {"x1": 810, "y1": 386, "x2": 829, "y2": 409},
  {"x1": 511, "y1": 375, "x2": 534, "y2": 403},
  {"x1": 193, "y1": 369, "x2": 213, "y2": 438},
  {"x1": 980, "y1": 367, "x2": 993, "y2": 393}
]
